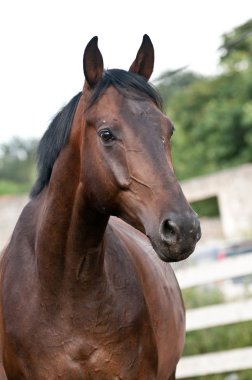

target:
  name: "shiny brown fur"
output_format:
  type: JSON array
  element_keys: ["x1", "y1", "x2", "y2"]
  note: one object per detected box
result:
[{"x1": 0, "y1": 35, "x2": 200, "y2": 379}]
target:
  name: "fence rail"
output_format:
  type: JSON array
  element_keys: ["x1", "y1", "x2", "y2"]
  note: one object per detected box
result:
[
  {"x1": 175, "y1": 252, "x2": 252, "y2": 378},
  {"x1": 186, "y1": 298, "x2": 252, "y2": 331},
  {"x1": 177, "y1": 347, "x2": 252, "y2": 378},
  {"x1": 175, "y1": 252, "x2": 252, "y2": 289}
]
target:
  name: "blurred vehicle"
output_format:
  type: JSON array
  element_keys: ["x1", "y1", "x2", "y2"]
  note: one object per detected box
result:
[
  {"x1": 190, "y1": 239, "x2": 252, "y2": 266},
  {"x1": 216, "y1": 239, "x2": 252, "y2": 260},
  {"x1": 190, "y1": 243, "x2": 224, "y2": 265},
  {"x1": 190, "y1": 239, "x2": 252, "y2": 291},
  {"x1": 216, "y1": 239, "x2": 252, "y2": 286}
]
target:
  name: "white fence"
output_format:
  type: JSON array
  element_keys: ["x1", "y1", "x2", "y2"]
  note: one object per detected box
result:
[{"x1": 175, "y1": 253, "x2": 252, "y2": 378}]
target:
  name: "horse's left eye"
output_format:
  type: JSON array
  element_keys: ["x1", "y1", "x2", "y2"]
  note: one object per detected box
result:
[
  {"x1": 98, "y1": 129, "x2": 116, "y2": 143},
  {"x1": 171, "y1": 125, "x2": 175, "y2": 137}
]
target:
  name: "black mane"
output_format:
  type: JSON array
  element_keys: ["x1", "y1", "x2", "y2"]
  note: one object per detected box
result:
[
  {"x1": 30, "y1": 92, "x2": 82, "y2": 197},
  {"x1": 31, "y1": 69, "x2": 162, "y2": 198}
]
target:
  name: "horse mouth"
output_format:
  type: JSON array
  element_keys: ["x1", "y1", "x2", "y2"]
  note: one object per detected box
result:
[
  {"x1": 158, "y1": 246, "x2": 196, "y2": 262},
  {"x1": 148, "y1": 238, "x2": 197, "y2": 263}
]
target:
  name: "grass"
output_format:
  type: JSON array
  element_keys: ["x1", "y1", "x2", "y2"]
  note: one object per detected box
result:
[
  {"x1": 184, "y1": 320, "x2": 252, "y2": 356},
  {"x1": 0, "y1": 180, "x2": 30, "y2": 195}
]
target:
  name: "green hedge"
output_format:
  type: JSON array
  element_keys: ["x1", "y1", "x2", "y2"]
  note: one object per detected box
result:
[
  {"x1": 0, "y1": 180, "x2": 30, "y2": 195},
  {"x1": 184, "y1": 321, "x2": 252, "y2": 356}
]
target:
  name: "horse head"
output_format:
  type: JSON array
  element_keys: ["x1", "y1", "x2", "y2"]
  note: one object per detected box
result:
[{"x1": 80, "y1": 35, "x2": 201, "y2": 262}]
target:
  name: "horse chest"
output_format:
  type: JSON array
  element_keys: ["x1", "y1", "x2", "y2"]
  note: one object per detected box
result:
[
  {"x1": 9, "y1": 313, "x2": 157, "y2": 379},
  {"x1": 55, "y1": 293, "x2": 157, "y2": 378},
  {"x1": 3, "y1": 280, "x2": 158, "y2": 379}
]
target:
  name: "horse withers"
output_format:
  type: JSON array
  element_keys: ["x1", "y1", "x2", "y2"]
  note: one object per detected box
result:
[{"x1": 0, "y1": 35, "x2": 200, "y2": 379}]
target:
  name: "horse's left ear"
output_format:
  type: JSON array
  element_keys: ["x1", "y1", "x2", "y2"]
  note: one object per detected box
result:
[
  {"x1": 83, "y1": 36, "x2": 104, "y2": 88},
  {"x1": 129, "y1": 34, "x2": 154, "y2": 81}
]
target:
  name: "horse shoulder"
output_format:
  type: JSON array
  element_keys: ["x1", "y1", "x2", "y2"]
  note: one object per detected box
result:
[{"x1": 108, "y1": 217, "x2": 183, "y2": 298}]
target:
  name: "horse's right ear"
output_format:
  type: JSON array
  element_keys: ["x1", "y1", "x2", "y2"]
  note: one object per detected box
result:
[{"x1": 83, "y1": 36, "x2": 104, "y2": 88}]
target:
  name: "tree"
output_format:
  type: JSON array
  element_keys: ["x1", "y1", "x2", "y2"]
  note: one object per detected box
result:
[
  {"x1": 219, "y1": 19, "x2": 252, "y2": 72},
  {"x1": 154, "y1": 19, "x2": 252, "y2": 182},
  {"x1": 168, "y1": 69, "x2": 252, "y2": 180},
  {"x1": 0, "y1": 138, "x2": 37, "y2": 193},
  {"x1": 155, "y1": 68, "x2": 202, "y2": 105}
]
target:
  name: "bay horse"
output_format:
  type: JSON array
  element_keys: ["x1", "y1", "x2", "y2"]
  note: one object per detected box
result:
[{"x1": 0, "y1": 35, "x2": 201, "y2": 379}]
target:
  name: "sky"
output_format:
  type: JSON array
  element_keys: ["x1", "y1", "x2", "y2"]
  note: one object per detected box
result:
[{"x1": 0, "y1": 0, "x2": 251, "y2": 143}]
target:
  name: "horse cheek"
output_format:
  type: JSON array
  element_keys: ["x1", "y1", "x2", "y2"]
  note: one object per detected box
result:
[{"x1": 106, "y1": 150, "x2": 131, "y2": 190}]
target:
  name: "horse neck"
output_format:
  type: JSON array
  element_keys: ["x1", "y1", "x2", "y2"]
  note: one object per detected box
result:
[{"x1": 36, "y1": 96, "x2": 109, "y2": 291}]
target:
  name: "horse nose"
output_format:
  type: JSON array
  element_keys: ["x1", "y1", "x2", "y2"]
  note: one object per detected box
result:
[
  {"x1": 160, "y1": 213, "x2": 201, "y2": 246},
  {"x1": 160, "y1": 219, "x2": 180, "y2": 245}
]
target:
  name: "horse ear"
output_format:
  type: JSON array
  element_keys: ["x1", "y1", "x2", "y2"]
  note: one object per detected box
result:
[
  {"x1": 129, "y1": 34, "x2": 154, "y2": 80},
  {"x1": 83, "y1": 36, "x2": 104, "y2": 88}
]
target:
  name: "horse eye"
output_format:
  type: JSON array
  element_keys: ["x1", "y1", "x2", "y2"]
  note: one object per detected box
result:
[{"x1": 98, "y1": 129, "x2": 115, "y2": 143}]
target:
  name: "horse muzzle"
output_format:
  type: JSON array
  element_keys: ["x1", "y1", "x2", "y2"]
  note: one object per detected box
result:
[{"x1": 148, "y1": 211, "x2": 201, "y2": 262}]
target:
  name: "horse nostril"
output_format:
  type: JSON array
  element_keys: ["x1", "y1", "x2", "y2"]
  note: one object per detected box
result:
[{"x1": 160, "y1": 219, "x2": 180, "y2": 245}]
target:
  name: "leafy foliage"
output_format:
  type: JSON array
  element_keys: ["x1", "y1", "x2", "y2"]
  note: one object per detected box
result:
[
  {"x1": 219, "y1": 19, "x2": 252, "y2": 72},
  {"x1": 167, "y1": 68, "x2": 252, "y2": 180},
  {"x1": 0, "y1": 180, "x2": 30, "y2": 195},
  {"x1": 182, "y1": 286, "x2": 224, "y2": 309},
  {"x1": 0, "y1": 138, "x2": 37, "y2": 193},
  {"x1": 190, "y1": 197, "x2": 219, "y2": 217},
  {"x1": 183, "y1": 320, "x2": 252, "y2": 356},
  {"x1": 154, "y1": 68, "x2": 202, "y2": 105},
  {"x1": 155, "y1": 19, "x2": 252, "y2": 184}
]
